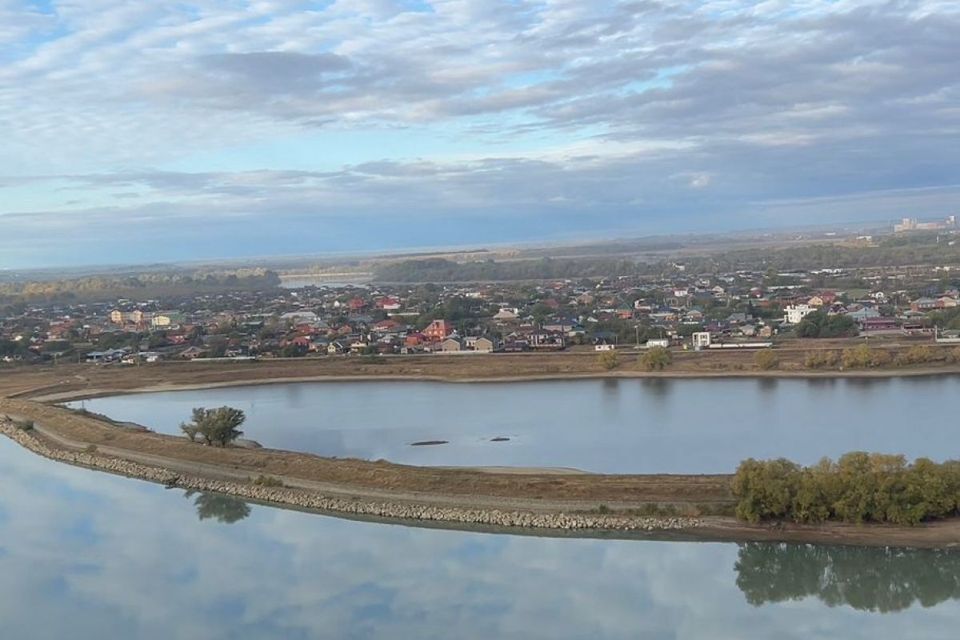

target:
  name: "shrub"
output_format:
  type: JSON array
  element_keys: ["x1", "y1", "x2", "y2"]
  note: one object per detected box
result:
[
  {"x1": 804, "y1": 350, "x2": 840, "y2": 369},
  {"x1": 897, "y1": 345, "x2": 936, "y2": 366},
  {"x1": 754, "y1": 349, "x2": 779, "y2": 370},
  {"x1": 640, "y1": 346, "x2": 672, "y2": 371},
  {"x1": 841, "y1": 345, "x2": 892, "y2": 369},
  {"x1": 869, "y1": 348, "x2": 893, "y2": 367},
  {"x1": 841, "y1": 345, "x2": 871, "y2": 368},
  {"x1": 253, "y1": 475, "x2": 284, "y2": 488},
  {"x1": 597, "y1": 350, "x2": 620, "y2": 371},
  {"x1": 14, "y1": 419, "x2": 34, "y2": 431}
]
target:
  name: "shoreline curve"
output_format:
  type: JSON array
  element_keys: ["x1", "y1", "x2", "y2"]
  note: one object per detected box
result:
[{"x1": 2, "y1": 402, "x2": 959, "y2": 548}]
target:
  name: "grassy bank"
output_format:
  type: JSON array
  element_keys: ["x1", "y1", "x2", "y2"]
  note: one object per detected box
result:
[{"x1": 3, "y1": 343, "x2": 960, "y2": 404}]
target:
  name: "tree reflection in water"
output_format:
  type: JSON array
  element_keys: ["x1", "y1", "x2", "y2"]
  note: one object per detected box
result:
[
  {"x1": 735, "y1": 542, "x2": 960, "y2": 613},
  {"x1": 185, "y1": 490, "x2": 252, "y2": 524}
]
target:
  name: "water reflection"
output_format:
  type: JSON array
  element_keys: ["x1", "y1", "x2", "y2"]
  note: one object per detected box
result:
[
  {"x1": 601, "y1": 378, "x2": 620, "y2": 396},
  {"x1": 735, "y1": 542, "x2": 960, "y2": 613},
  {"x1": 757, "y1": 377, "x2": 778, "y2": 391},
  {"x1": 3, "y1": 436, "x2": 960, "y2": 639},
  {"x1": 846, "y1": 377, "x2": 892, "y2": 390},
  {"x1": 638, "y1": 378, "x2": 672, "y2": 398},
  {"x1": 185, "y1": 491, "x2": 251, "y2": 524}
]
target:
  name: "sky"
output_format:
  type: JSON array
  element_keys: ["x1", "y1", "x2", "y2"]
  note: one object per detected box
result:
[{"x1": 1, "y1": 0, "x2": 959, "y2": 268}]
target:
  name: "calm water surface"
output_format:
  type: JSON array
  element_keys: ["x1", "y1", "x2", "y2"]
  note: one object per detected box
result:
[
  {"x1": 1, "y1": 437, "x2": 959, "y2": 639},
  {"x1": 69, "y1": 376, "x2": 960, "y2": 473}
]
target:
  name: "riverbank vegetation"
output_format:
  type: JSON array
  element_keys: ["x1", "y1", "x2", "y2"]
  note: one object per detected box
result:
[
  {"x1": 754, "y1": 350, "x2": 779, "y2": 370},
  {"x1": 803, "y1": 345, "x2": 960, "y2": 370},
  {"x1": 597, "y1": 350, "x2": 620, "y2": 370},
  {"x1": 640, "y1": 346, "x2": 672, "y2": 371},
  {"x1": 732, "y1": 454, "x2": 960, "y2": 525}
]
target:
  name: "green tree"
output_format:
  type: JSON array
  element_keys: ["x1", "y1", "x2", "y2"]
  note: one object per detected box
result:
[
  {"x1": 796, "y1": 311, "x2": 858, "y2": 338},
  {"x1": 180, "y1": 406, "x2": 246, "y2": 447},
  {"x1": 731, "y1": 458, "x2": 802, "y2": 523},
  {"x1": 791, "y1": 458, "x2": 839, "y2": 523}
]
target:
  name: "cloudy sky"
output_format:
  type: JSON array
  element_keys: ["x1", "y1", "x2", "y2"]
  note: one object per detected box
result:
[{"x1": 2, "y1": 0, "x2": 959, "y2": 268}]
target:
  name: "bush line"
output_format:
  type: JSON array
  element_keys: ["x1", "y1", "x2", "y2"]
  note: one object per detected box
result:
[{"x1": 732, "y1": 453, "x2": 960, "y2": 526}]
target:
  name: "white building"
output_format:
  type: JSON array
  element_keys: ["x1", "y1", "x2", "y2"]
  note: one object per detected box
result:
[
  {"x1": 784, "y1": 304, "x2": 816, "y2": 324},
  {"x1": 692, "y1": 332, "x2": 712, "y2": 349}
]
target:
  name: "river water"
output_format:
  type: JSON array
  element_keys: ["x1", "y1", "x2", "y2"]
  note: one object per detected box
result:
[
  {"x1": 68, "y1": 376, "x2": 960, "y2": 473},
  {"x1": 1, "y1": 436, "x2": 959, "y2": 639}
]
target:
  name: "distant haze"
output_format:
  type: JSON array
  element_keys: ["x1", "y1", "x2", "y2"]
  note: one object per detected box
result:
[{"x1": 2, "y1": 1, "x2": 959, "y2": 268}]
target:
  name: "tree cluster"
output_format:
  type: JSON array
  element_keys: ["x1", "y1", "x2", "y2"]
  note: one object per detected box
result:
[
  {"x1": 795, "y1": 311, "x2": 858, "y2": 338},
  {"x1": 732, "y1": 453, "x2": 960, "y2": 526},
  {"x1": 0, "y1": 269, "x2": 280, "y2": 303},
  {"x1": 0, "y1": 339, "x2": 30, "y2": 358},
  {"x1": 681, "y1": 236, "x2": 960, "y2": 273},
  {"x1": 375, "y1": 257, "x2": 651, "y2": 283}
]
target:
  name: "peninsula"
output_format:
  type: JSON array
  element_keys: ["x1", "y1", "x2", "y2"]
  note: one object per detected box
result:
[{"x1": 2, "y1": 357, "x2": 959, "y2": 548}]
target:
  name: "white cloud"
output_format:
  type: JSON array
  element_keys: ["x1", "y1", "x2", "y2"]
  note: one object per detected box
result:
[{"x1": 1, "y1": 1, "x2": 959, "y2": 265}]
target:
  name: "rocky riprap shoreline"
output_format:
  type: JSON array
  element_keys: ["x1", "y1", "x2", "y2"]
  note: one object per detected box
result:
[{"x1": 0, "y1": 417, "x2": 701, "y2": 533}]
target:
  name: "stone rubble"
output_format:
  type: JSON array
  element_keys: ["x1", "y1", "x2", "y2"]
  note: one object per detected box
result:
[{"x1": 0, "y1": 418, "x2": 701, "y2": 533}]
